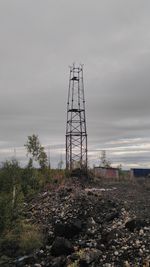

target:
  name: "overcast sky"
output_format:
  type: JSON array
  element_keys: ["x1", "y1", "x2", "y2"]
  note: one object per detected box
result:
[{"x1": 0, "y1": 0, "x2": 150, "y2": 169}]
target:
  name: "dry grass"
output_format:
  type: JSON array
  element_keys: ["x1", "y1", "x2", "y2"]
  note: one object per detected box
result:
[{"x1": 19, "y1": 221, "x2": 43, "y2": 253}]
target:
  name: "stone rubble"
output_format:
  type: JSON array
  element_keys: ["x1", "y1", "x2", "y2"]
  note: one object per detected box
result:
[{"x1": 13, "y1": 183, "x2": 150, "y2": 267}]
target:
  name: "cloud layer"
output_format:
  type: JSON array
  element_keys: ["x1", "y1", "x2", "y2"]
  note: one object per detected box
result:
[{"x1": 0, "y1": 0, "x2": 150, "y2": 168}]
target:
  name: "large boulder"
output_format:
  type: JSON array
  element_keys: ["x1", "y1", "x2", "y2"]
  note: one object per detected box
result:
[
  {"x1": 51, "y1": 237, "x2": 74, "y2": 256},
  {"x1": 125, "y1": 219, "x2": 148, "y2": 232},
  {"x1": 54, "y1": 219, "x2": 82, "y2": 238}
]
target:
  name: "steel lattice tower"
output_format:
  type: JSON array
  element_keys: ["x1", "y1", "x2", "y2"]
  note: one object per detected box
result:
[{"x1": 66, "y1": 64, "x2": 87, "y2": 170}]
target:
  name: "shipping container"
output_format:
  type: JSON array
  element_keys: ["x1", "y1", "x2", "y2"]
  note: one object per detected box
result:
[{"x1": 131, "y1": 168, "x2": 150, "y2": 178}]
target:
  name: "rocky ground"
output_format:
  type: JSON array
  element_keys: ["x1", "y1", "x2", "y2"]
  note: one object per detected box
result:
[{"x1": 3, "y1": 178, "x2": 150, "y2": 266}]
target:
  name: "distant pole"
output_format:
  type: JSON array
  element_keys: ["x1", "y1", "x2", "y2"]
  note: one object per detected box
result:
[
  {"x1": 48, "y1": 146, "x2": 51, "y2": 169},
  {"x1": 12, "y1": 148, "x2": 17, "y2": 208},
  {"x1": 14, "y1": 148, "x2": 17, "y2": 159}
]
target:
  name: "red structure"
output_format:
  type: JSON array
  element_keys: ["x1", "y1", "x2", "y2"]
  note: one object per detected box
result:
[{"x1": 94, "y1": 167, "x2": 119, "y2": 179}]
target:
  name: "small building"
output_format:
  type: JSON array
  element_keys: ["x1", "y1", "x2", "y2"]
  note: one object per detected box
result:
[
  {"x1": 130, "y1": 168, "x2": 150, "y2": 178},
  {"x1": 94, "y1": 167, "x2": 119, "y2": 179}
]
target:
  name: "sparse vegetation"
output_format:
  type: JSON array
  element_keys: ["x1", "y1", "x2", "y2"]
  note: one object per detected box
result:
[
  {"x1": 0, "y1": 135, "x2": 68, "y2": 260},
  {"x1": 24, "y1": 134, "x2": 48, "y2": 169},
  {"x1": 19, "y1": 221, "x2": 43, "y2": 254},
  {"x1": 99, "y1": 150, "x2": 111, "y2": 168}
]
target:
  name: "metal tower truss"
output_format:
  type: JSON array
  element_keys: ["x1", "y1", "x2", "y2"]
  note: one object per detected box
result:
[{"x1": 66, "y1": 64, "x2": 88, "y2": 170}]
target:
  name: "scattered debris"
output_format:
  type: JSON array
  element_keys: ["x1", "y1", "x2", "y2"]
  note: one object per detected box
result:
[{"x1": 1, "y1": 181, "x2": 150, "y2": 266}]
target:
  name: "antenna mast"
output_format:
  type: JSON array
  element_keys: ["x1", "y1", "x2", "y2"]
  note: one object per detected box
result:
[{"x1": 66, "y1": 64, "x2": 88, "y2": 171}]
